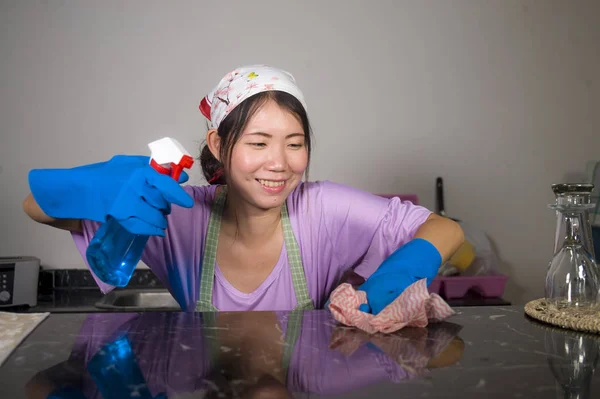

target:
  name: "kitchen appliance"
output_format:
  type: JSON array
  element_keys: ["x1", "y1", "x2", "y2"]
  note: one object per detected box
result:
[{"x1": 0, "y1": 256, "x2": 40, "y2": 308}]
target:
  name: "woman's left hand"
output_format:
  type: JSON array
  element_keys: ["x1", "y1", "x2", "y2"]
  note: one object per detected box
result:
[
  {"x1": 357, "y1": 238, "x2": 441, "y2": 315},
  {"x1": 350, "y1": 214, "x2": 464, "y2": 315},
  {"x1": 358, "y1": 214, "x2": 464, "y2": 315}
]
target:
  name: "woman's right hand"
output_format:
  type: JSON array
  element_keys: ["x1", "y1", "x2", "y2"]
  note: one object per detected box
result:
[
  {"x1": 25, "y1": 155, "x2": 193, "y2": 236},
  {"x1": 105, "y1": 161, "x2": 193, "y2": 236}
]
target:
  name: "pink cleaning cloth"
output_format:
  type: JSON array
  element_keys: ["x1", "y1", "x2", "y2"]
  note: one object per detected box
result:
[{"x1": 328, "y1": 278, "x2": 455, "y2": 334}]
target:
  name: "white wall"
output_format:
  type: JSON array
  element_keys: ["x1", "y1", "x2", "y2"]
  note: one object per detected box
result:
[{"x1": 1, "y1": 0, "x2": 598, "y2": 305}]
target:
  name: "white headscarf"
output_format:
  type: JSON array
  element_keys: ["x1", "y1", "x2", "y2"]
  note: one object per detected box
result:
[{"x1": 199, "y1": 65, "x2": 307, "y2": 129}]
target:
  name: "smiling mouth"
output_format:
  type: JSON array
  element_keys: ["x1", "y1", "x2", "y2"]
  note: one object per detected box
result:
[{"x1": 257, "y1": 179, "x2": 285, "y2": 188}]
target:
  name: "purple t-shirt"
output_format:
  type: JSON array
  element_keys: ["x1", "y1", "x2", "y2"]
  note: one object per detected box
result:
[{"x1": 72, "y1": 181, "x2": 432, "y2": 311}]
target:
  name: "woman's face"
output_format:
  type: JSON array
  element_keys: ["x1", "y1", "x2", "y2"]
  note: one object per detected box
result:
[{"x1": 226, "y1": 99, "x2": 308, "y2": 211}]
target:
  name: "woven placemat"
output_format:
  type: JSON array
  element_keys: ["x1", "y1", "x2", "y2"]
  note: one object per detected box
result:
[{"x1": 524, "y1": 298, "x2": 600, "y2": 334}]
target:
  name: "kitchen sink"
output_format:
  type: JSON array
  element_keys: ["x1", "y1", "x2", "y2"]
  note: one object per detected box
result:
[{"x1": 95, "y1": 289, "x2": 181, "y2": 311}]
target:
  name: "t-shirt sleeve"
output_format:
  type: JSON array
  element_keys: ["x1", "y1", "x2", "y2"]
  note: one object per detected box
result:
[
  {"x1": 71, "y1": 185, "x2": 213, "y2": 310},
  {"x1": 316, "y1": 180, "x2": 432, "y2": 280}
]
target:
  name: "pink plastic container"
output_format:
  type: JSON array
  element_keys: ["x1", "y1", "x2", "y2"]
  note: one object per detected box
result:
[
  {"x1": 427, "y1": 278, "x2": 443, "y2": 295},
  {"x1": 428, "y1": 273, "x2": 509, "y2": 299}
]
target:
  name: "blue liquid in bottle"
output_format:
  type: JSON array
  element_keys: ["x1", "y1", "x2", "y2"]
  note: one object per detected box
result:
[{"x1": 86, "y1": 216, "x2": 149, "y2": 287}]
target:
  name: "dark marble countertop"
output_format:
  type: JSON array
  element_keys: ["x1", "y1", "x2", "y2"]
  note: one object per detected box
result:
[{"x1": 1, "y1": 306, "x2": 599, "y2": 398}]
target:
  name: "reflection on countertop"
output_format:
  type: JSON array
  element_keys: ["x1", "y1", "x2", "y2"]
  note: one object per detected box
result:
[{"x1": 1, "y1": 307, "x2": 599, "y2": 398}]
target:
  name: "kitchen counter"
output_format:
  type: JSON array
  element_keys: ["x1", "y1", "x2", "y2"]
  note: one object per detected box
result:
[
  {"x1": 7, "y1": 289, "x2": 169, "y2": 314},
  {"x1": 5, "y1": 288, "x2": 510, "y2": 314},
  {"x1": 1, "y1": 306, "x2": 598, "y2": 398},
  {"x1": 22, "y1": 290, "x2": 106, "y2": 313},
  {"x1": 2, "y1": 269, "x2": 509, "y2": 314}
]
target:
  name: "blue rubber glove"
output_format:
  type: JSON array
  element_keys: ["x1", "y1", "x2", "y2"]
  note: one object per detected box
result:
[
  {"x1": 28, "y1": 155, "x2": 192, "y2": 236},
  {"x1": 357, "y1": 238, "x2": 442, "y2": 315}
]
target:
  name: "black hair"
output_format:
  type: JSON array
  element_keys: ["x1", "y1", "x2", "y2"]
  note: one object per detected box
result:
[{"x1": 199, "y1": 91, "x2": 312, "y2": 185}]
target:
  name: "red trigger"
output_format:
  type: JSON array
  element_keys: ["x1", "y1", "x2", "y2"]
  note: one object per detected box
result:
[
  {"x1": 169, "y1": 155, "x2": 194, "y2": 181},
  {"x1": 150, "y1": 159, "x2": 171, "y2": 175}
]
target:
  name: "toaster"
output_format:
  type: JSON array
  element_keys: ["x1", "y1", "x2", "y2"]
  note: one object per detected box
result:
[{"x1": 0, "y1": 256, "x2": 40, "y2": 307}]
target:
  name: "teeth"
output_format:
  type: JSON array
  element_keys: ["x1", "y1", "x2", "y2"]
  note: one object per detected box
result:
[{"x1": 258, "y1": 179, "x2": 284, "y2": 188}]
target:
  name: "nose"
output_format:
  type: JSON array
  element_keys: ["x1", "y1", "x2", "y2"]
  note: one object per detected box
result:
[{"x1": 265, "y1": 144, "x2": 287, "y2": 172}]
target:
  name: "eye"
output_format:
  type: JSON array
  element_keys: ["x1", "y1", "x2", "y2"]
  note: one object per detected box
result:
[
  {"x1": 248, "y1": 142, "x2": 267, "y2": 148},
  {"x1": 288, "y1": 143, "x2": 304, "y2": 149}
]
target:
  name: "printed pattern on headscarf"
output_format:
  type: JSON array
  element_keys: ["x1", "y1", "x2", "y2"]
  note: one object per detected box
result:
[
  {"x1": 199, "y1": 65, "x2": 307, "y2": 129},
  {"x1": 328, "y1": 279, "x2": 455, "y2": 334}
]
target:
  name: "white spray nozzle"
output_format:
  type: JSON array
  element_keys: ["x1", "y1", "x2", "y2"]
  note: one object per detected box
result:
[{"x1": 148, "y1": 137, "x2": 191, "y2": 164}]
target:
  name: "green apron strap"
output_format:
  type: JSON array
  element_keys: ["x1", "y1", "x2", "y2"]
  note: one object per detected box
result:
[
  {"x1": 195, "y1": 187, "x2": 226, "y2": 312},
  {"x1": 196, "y1": 186, "x2": 314, "y2": 311},
  {"x1": 281, "y1": 202, "x2": 314, "y2": 310}
]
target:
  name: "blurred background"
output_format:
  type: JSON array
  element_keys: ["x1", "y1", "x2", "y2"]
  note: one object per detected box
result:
[{"x1": 1, "y1": 0, "x2": 599, "y2": 305}]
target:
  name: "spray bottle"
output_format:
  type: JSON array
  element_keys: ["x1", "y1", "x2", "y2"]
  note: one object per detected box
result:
[{"x1": 86, "y1": 137, "x2": 194, "y2": 287}]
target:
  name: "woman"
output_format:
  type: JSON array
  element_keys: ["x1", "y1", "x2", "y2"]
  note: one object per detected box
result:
[{"x1": 23, "y1": 65, "x2": 464, "y2": 313}]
